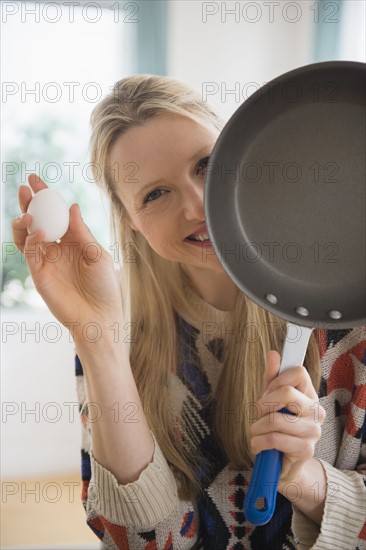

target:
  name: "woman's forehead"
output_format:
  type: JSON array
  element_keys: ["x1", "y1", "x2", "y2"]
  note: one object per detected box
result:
[
  {"x1": 110, "y1": 115, "x2": 218, "y2": 165},
  {"x1": 110, "y1": 116, "x2": 217, "y2": 205}
]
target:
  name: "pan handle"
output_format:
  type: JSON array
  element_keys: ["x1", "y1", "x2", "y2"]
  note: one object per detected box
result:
[{"x1": 244, "y1": 323, "x2": 313, "y2": 525}]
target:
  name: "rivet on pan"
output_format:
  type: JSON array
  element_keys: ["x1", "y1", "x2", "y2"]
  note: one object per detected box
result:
[
  {"x1": 296, "y1": 306, "x2": 309, "y2": 317},
  {"x1": 265, "y1": 293, "x2": 278, "y2": 304},
  {"x1": 328, "y1": 310, "x2": 343, "y2": 320}
]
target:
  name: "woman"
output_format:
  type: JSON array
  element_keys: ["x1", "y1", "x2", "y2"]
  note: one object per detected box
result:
[{"x1": 12, "y1": 75, "x2": 366, "y2": 549}]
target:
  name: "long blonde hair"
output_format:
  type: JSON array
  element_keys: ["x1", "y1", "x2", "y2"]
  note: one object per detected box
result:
[{"x1": 89, "y1": 75, "x2": 321, "y2": 500}]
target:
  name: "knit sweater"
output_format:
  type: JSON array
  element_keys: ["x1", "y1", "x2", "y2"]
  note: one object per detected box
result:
[{"x1": 75, "y1": 285, "x2": 366, "y2": 549}]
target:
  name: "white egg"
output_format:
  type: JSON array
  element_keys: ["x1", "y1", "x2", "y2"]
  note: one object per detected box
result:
[{"x1": 27, "y1": 189, "x2": 70, "y2": 243}]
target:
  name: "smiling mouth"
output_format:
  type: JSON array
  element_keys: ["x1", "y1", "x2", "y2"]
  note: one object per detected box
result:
[
  {"x1": 185, "y1": 237, "x2": 212, "y2": 247},
  {"x1": 186, "y1": 232, "x2": 210, "y2": 242}
]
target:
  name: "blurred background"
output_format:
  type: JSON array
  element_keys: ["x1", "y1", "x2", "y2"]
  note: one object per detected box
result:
[{"x1": 1, "y1": 0, "x2": 365, "y2": 547}]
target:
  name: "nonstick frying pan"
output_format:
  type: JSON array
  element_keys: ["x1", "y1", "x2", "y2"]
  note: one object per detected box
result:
[{"x1": 204, "y1": 61, "x2": 366, "y2": 525}]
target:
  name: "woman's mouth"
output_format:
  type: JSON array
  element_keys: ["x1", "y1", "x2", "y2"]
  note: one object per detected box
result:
[{"x1": 185, "y1": 232, "x2": 211, "y2": 246}]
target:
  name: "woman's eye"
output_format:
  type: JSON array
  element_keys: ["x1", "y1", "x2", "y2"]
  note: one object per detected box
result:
[
  {"x1": 143, "y1": 188, "x2": 165, "y2": 204},
  {"x1": 196, "y1": 156, "x2": 211, "y2": 179}
]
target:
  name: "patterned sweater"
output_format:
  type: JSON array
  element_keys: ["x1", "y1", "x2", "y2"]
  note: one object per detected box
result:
[{"x1": 75, "y1": 285, "x2": 366, "y2": 549}]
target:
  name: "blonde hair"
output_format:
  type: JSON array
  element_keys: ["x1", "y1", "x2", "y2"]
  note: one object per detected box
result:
[{"x1": 89, "y1": 74, "x2": 321, "y2": 500}]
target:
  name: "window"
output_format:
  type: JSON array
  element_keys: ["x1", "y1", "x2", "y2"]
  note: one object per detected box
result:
[{"x1": 2, "y1": 0, "x2": 135, "y2": 309}]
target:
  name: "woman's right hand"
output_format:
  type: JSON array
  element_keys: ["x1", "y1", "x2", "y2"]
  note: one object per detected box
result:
[{"x1": 11, "y1": 174, "x2": 125, "y2": 344}]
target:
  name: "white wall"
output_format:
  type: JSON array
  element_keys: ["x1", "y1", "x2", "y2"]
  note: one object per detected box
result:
[
  {"x1": 2, "y1": 307, "x2": 80, "y2": 478},
  {"x1": 167, "y1": 0, "x2": 316, "y2": 120},
  {"x1": 338, "y1": 0, "x2": 366, "y2": 61},
  {"x1": 167, "y1": 0, "x2": 365, "y2": 121}
]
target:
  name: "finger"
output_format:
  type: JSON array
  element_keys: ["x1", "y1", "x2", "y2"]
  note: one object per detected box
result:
[
  {"x1": 19, "y1": 185, "x2": 32, "y2": 213},
  {"x1": 23, "y1": 229, "x2": 46, "y2": 275},
  {"x1": 18, "y1": 174, "x2": 48, "y2": 218},
  {"x1": 258, "y1": 386, "x2": 318, "y2": 418},
  {"x1": 251, "y1": 432, "x2": 316, "y2": 461},
  {"x1": 11, "y1": 212, "x2": 32, "y2": 254},
  {"x1": 14, "y1": 182, "x2": 41, "y2": 253},
  {"x1": 67, "y1": 203, "x2": 102, "y2": 249},
  {"x1": 250, "y1": 410, "x2": 322, "y2": 439},
  {"x1": 265, "y1": 366, "x2": 318, "y2": 400},
  {"x1": 27, "y1": 173, "x2": 48, "y2": 194},
  {"x1": 262, "y1": 350, "x2": 281, "y2": 394}
]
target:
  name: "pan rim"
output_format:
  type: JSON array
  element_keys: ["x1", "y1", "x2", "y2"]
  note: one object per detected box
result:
[{"x1": 204, "y1": 60, "x2": 366, "y2": 329}]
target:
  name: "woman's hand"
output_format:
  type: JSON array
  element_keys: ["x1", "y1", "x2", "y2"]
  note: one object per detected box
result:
[
  {"x1": 250, "y1": 351, "x2": 326, "y2": 489},
  {"x1": 11, "y1": 174, "x2": 124, "y2": 344}
]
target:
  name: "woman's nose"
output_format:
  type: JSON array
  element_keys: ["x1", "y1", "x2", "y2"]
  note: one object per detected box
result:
[{"x1": 182, "y1": 183, "x2": 205, "y2": 220}]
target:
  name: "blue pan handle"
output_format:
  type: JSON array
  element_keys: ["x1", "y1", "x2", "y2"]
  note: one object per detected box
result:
[{"x1": 244, "y1": 323, "x2": 313, "y2": 525}]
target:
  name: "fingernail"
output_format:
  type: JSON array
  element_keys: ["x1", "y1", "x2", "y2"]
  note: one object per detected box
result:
[{"x1": 17, "y1": 213, "x2": 26, "y2": 221}]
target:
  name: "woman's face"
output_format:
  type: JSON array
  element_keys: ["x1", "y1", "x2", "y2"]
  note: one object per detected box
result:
[{"x1": 110, "y1": 114, "x2": 224, "y2": 272}]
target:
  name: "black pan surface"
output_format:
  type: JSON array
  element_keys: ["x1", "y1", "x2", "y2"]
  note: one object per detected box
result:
[{"x1": 205, "y1": 61, "x2": 366, "y2": 329}]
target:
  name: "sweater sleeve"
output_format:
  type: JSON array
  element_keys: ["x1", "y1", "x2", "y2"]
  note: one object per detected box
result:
[
  {"x1": 291, "y1": 451, "x2": 366, "y2": 549},
  {"x1": 75, "y1": 354, "x2": 201, "y2": 549},
  {"x1": 291, "y1": 327, "x2": 366, "y2": 549}
]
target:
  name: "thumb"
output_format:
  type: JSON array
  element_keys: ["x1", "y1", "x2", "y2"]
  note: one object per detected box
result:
[
  {"x1": 69, "y1": 203, "x2": 97, "y2": 245},
  {"x1": 262, "y1": 350, "x2": 281, "y2": 395}
]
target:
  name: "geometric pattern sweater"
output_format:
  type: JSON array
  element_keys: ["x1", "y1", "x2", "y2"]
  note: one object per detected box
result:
[{"x1": 75, "y1": 284, "x2": 366, "y2": 549}]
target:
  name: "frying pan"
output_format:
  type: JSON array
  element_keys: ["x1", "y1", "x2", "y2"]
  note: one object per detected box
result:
[{"x1": 204, "y1": 61, "x2": 366, "y2": 525}]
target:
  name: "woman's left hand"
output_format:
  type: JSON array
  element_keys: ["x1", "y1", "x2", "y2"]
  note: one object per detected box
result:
[{"x1": 249, "y1": 350, "x2": 326, "y2": 489}]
